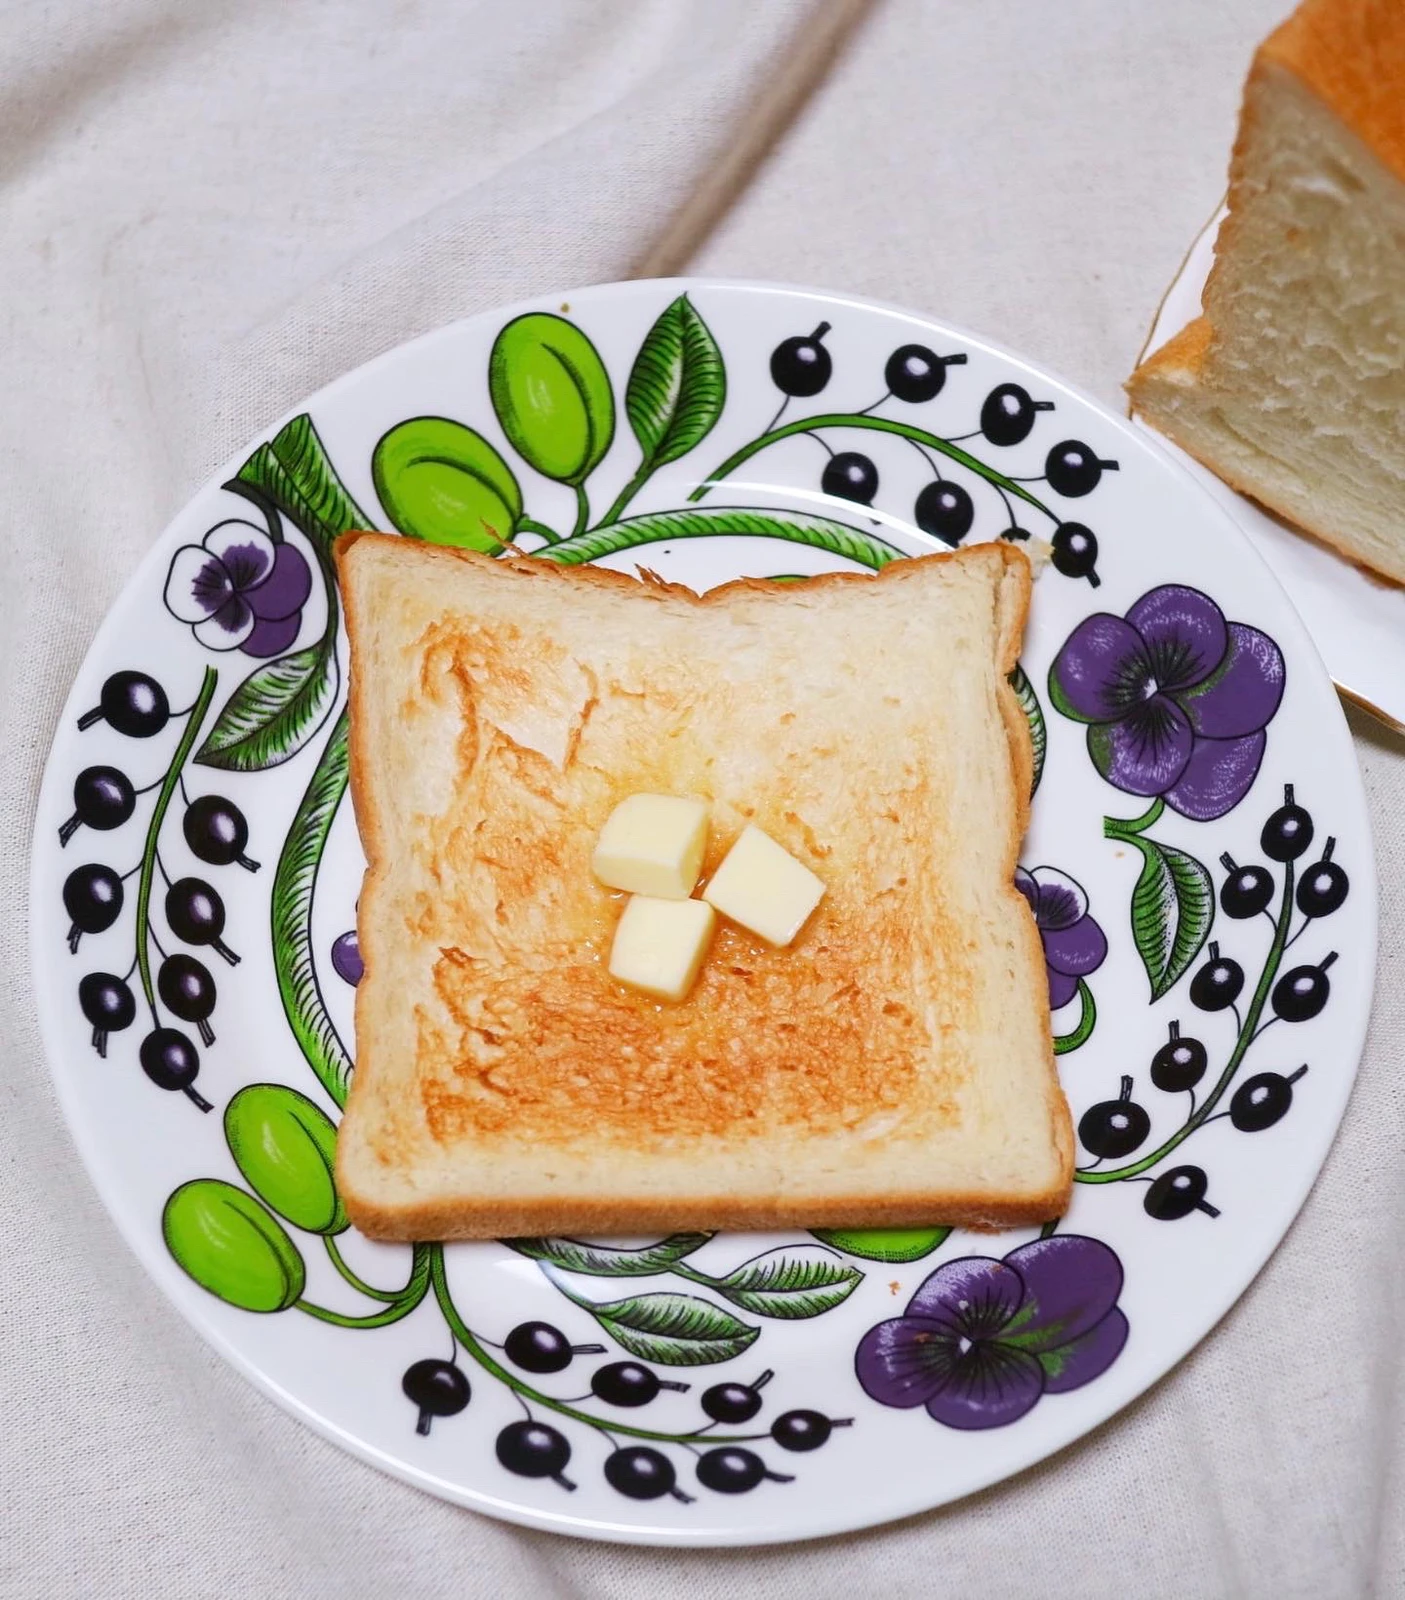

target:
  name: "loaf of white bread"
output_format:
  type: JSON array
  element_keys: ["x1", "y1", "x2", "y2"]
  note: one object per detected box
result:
[
  {"x1": 1127, "y1": 0, "x2": 1405, "y2": 584},
  {"x1": 333, "y1": 534, "x2": 1072, "y2": 1240}
]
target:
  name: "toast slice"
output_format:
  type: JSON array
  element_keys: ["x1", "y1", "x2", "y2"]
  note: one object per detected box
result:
[
  {"x1": 1127, "y1": 0, "x2": 1405, "y2": 584},
  {"x1": 334, "y1": 533, "x2": 1071, "y2": 1239}
]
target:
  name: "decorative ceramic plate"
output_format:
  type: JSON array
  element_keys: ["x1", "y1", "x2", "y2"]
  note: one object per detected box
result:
[
  {"x1": 30, "y1": 280, "x2": 1375, "y2": 1546},
  {"x1": 1137, "y1": 204, "x2": 1405, "y2": 733}
]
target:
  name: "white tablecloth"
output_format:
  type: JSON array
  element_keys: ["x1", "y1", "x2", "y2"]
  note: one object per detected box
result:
[{"x1": 5, "y1": 3, "x2": 1403, "y2": 1594}]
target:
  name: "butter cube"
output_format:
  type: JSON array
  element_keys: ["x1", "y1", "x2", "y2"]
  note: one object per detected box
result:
[
  {"x1": 609, "y1": 895, "x2": 716, "y2": 1002},
  {"x1": 703, "y1": 824, "x2": 825, "y2": 947},
  {"x1": 592, "y1": 793, "x2": 709, "y2": 900}
]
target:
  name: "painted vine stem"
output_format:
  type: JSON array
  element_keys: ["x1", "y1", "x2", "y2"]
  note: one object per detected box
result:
[
  {"x1": 1076, "y1": 838, "x2": 1295, "y2": 1186},
  {"x1": 688, "y1": 412, "x2": 1058, "y2": 522}
]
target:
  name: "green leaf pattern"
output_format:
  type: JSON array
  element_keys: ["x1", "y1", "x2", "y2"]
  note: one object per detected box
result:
[
  {"x1": 540, "y1": 505, "x2": 903, "y2": 570},
  {"x1": 506, "y1": 1234, "x2": 712, "y2": 1277},
  {"x1": 271, "y1": 709, "x2": 353, "y2": 1107},
  {"x1": 625, "y1": 294, "x2": 726, "y2": 471},
  {"x1": 194, "y1": 641, "x2": 337, "y2": 772},
  {"x1": 236, "y1": 414, "x2": 372, "y2": 563},
  {"x1": 580, "y1": 1290, "x2": 760, "y2": 1366},
  {"x1": 1008, "y1": 665, "x2": 1046, "y2": 796},
  {"x1": 702, "y1": 1247, "x2": 862, "y2": 1319},
  {"x1": 1126, "y1": 835, "x2": 1215, "y2": 1002}
]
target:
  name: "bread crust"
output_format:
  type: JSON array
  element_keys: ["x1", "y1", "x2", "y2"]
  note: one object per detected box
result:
[
  {"x1": 336, "y1": 1187, "x2": 1072, "y2": 1243},
  {"x1": 1126, "y1": 315, "x2": 1212, "y2": 394},
  {"x1": 1262, "y1": 0, "x2": 1405, "y2": 185},
  {"x1": 334, "y1": 535, "x2": 1070, "y2": 1239}
]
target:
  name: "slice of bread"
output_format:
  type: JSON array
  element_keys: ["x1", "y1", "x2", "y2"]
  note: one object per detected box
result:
[
  {"x1": 1127, "y1": 0, "x2": 1405, "y2": 584},
  {"x1": 334, "y1": 533, "x2": 1071, "y2": 1239}
]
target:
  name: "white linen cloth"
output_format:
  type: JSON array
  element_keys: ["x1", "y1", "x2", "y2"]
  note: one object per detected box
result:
[{"x1": 4, "y1": 2, "x2": 1403, "y2": 1595}]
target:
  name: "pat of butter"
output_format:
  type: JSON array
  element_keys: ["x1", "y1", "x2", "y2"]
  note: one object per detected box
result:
[
  {"x1": 609, "y1": 895, "x2": 716, "y2": 1002},
  {"x1": 592, "y1": 793, "x2": 709, "y2": 900},
  {"x1": 703, "y1": 824, "x2": 825, "y2": 947}
]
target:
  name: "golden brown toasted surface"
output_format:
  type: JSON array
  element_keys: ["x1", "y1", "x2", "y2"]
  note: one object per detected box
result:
[
  {"x1": 1264, "y1": 0, "x2": 1405, "y2": 184},
  {"x1": 336, "y1": 536, "x2": 1066, "y2": 1237},
  {"x1": 369, "y1": 551, "x2": 1013, "y2": 1149}
]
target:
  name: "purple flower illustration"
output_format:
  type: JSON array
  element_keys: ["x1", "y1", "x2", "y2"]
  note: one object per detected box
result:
[
  {"x1": 1016, "y1": 866, "x2": 1107, "y2": 1011},
  {"x1": 855, "y1": 1235, "x2": 1127, "y2": 1430},
  {"x1": 1049, "y1": 585, "x2": 1285, "y2": 821},
  {"x1": 164, "y1": 519, "x2": 312, "y2": 658}
]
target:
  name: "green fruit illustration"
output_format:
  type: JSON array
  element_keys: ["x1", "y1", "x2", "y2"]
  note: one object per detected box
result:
[
  {"x1": 163, "y1": 1179, "x2": 306, "y2": 1312},
  {"x1": 810, "y1": 1226, "x2": 951, "y2": 1263},
  {"x1": 224, "y1": 1083, "x2": 347, "y2": 1235},
  {"x1": 372, "y1": 417, "x2": 521, "y2": 552},
  {"x1": 489, "y1": 313, "x2": 615, "y2": 484}
]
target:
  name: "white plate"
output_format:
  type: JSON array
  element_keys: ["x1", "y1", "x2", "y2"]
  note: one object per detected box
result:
[
  {"x1": 1137, "y1": 204, "x2": 1405, "y2": 733},
  {"x1": 30, "y1": 279, "x2": 1375, "y2": 1544}
]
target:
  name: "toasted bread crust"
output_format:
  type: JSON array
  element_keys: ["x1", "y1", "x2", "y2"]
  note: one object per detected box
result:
[
  {"x1": 1126, "y1": 315, "x2": 1212, "y2": 396},
  {"x1": 337, "y1": 1186, "x2": 1074, "y2": 1243},
  {"x1": 335, "y1": 535, "x2": 1069, "y2": 1238}
]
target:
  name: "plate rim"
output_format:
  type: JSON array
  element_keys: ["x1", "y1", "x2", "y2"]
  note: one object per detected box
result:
[{"x1": 26, "y1": 275, "x2": 1380, "y2": 1546}]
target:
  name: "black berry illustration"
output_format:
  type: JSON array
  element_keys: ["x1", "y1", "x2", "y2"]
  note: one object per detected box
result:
[
  {"x1": 63, "y1": 863, "x2": 124, "y2": 951},
  {"x1": 503, "y1": 1321, "x2": 605, "y2": 1375},
  {"x1": 59, "y1": 766, "x2": 135, "y2": 845},
  {"x1": 78, "y1": 671, "x2": 170, "y2": 738},
  {"x1": 701, "y1": 1370, "x2": 772, "y2": 1424},
  {"x1": 769, "y1": 323, "x2": 832, "y2": 397},
  {"x1": 495, "y1": 1421, "x2": 575, "y2": 1490},
  {"x1": 157, "y1": 953, "x2": 217, "y2": 1045},
  {"x1": 914, "y1": 479, "x2": 974, "y2": 545},
  {"x1": 331, "y1": 930, "x2": 363, "y2": 986},
  {"x1": 165, "y1": 878, "x2": 240, "y2": 966},
  {"x1": 821, "y1": 451, "x2": 879, "y2": 506},
  {"x1": 1078, "y1": 1075, "x2": 1150, "y2": 1160},
  {"x1": 1045, "y1": 440, "x2": 1118, "y2": 497},
  {"x1": 402, "y1": 1358, "x2": 470, "y2": 1435},
  {"x1": 1144, "y1": 1164, "x2": 1219, "y2": 1220},
  {"x1": 884, "y1": 344, "x2": 966, "y2": 404},
  {"x1": 1219, "y1": 854, "x2": 1274, "y2": 919},
  {"x1": 1002, "y1": 526, "x2": 1033, "y2": 543},
  {"x1": 696, "y1": 1447, "x2": 793, "y2": 1494},
  {"x1": 1296, "y1": 838, "x2": 1348, "y2": 918},
  {"x1": 1050, "y1": 522, "x2": 1099, "y2": 582},
  {"x1": 78, "y1": 972, "x2": 136, "y2": 1057},
  {"x1": 980, "y1": 383, "x2": 1053, "y2": 447},
  {"x1": 1230, "y1": 1065, "x2": 1307, "y2": 1132},
  {"x1": 770, "y1": 1410, "x2": 850, "y2": 1452},
  {"x1": 1261, "y1": 784, "x2": 1313, "y2": 863},
  {"x1": 1190, "y1": 943, "x2": 1244, "y2": 1012},
  {"x1": 590, "y1": 1361, "x2": 687, "y2": 1408},
  {"x1": 1150, "y1": 1021, "x2": 1207, "y2": 1093},
  {"x1": 138, "y1": 1027, "x2": 211, "y2": 1110},
  {"x1": 605, "y1": 1447, "x2": 693, "y2": 1503},
  {"x1": 1271, "y1": 952, "x2": 1336, "y2": 1022},
  {"x1": 183, "y1": 795, "x2": 259, "y2": 872}
]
